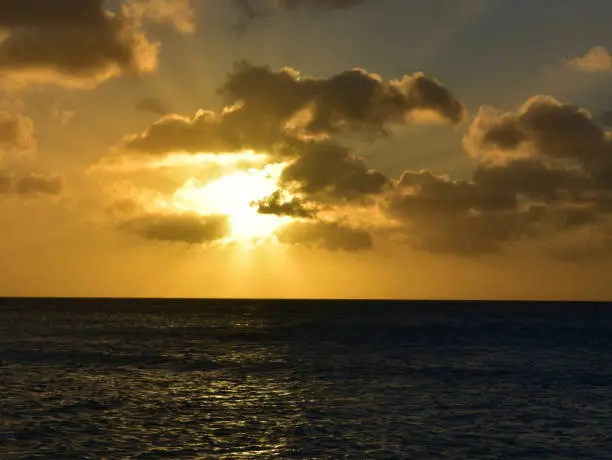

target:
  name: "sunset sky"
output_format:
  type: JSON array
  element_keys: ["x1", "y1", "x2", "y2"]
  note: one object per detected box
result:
[{"x1": 2, "y1": 0, "x2": 612, "y2": 299}]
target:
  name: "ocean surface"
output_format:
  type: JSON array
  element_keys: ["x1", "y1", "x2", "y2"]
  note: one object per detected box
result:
[{"x1": 1, "y1": 299, "x2": 612, "y2": 459}]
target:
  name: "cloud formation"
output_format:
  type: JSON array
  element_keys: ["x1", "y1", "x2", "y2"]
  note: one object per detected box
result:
[
  {"x1": 221, "y1": 63, "x2": 466, "y2": 136},
  {"x1": 0, "y1": 173, "x2": 64, "y2": 197},
  {"x1": 107, "y1": 61, "x2": 468, "y2": 249},
  {"x1": 0, "y1": 0, "x2": 196, "y2": 89},
  {"x1": 280, "y1": 140, "x2": 387, "y2": 199},
  {"x1": 120, "y1": 212, "x2": 230, "y2": 244},
  {"x1": 117, "y1": 62, "x2": 465, "y2": 159},
  {"x1": 382, "y1": 95, "x2": 612, "y2": 256},
  {"x1": 568, "y1": 46, "x2": 612, "y2": 72},
  {"x1": 464, "y1": 96, "x2": 609, "y2": 170}
]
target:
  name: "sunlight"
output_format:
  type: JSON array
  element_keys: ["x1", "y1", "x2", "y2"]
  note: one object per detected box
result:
[{"x1": 172, "y1": 163, "x2": 292, "y2": 242}]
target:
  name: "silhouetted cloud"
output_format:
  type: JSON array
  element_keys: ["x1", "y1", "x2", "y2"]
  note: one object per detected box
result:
[
  {"x1": 120, "y1": 212, "x2": 230, "y2": 244},
  {"x1": 276, "y1": 220, "x2": 373, "y2": 251},
  {"x1": 254, "y1": 190, "x2": 314, "y2": 217},
  {"x1": 464, "y1": 96, "x2": 609, "y2": 171},
  {"x1": 116, "y1": 62, "x2": 464, "y2": 161},
  {"x1": 384, "y1": 95, "x2": 612, "y2": 256},
  {"x1": 0, "y1": 0, "x2": 196, "y2": 88},
  {"x1": 568, "y1": 46, "x2": 612, "y2": 72},
  {"x1": 135, "y1": 97, "x2": 170, "y2": 116},
  {"x1": 221, "y1": 62, "x2": 466, "y2": 137},
  {"x1": 280, "y1": 140, "x2": 387, "y2": 198}
]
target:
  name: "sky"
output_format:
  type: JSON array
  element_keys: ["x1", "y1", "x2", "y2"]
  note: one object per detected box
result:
[{"x1": 2, "y1": 0, "x2": 612, "y2": 299}]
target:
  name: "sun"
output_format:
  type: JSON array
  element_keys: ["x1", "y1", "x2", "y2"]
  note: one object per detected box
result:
[{"x1": 171, "y1": 163, "x2": 293, "y2": 242}]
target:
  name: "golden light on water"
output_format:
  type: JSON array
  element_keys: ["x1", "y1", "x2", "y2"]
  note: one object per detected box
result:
[{"x1": 172, "y1": 163, "x2": 293, "y2": 243}]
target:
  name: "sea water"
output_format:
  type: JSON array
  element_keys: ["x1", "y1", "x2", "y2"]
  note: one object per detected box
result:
[{"x1": 2, "y1": 299, "x2": 612, "y2": 459}]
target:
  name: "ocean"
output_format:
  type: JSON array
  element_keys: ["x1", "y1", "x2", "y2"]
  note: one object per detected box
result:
[{"x1": 1, "y1": 299, "x2": 612, "y2": 459}]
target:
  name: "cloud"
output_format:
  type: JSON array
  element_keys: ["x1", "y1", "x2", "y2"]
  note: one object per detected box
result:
[
  {"x1": 276, "y1": 220, "x2": 373, "y2": 251},
  {"x1": 0, "y1": 1, "x2": 157, "y2": 88},
  {"x1": 119, "y1": 212, "x2": 230, "y2": 244},
  {"x1": 0, "y1": 0, "x2": 196, "y2": 89},
  {"x1": 280, "y1": 140, "x2": 387, "y2": 199},
  {"x1": 115, "y1": 62, "x2": 464, "y2": 161},
  {"x1": 120, "y1": 109, "x2": 256, "y2": 156},
  {"x1": 135, "y1": 97, "x2": 170, "y2": 116},
  {"x1": 0, "y1": 111, "x2": 36, "y2": 154},
  {"x1": 463, "y1": 96, "x2": 609, "y2": 170},
  {"x1": 472, "y1": 159, "x2": 586, "y2": 203},
  {"x1": 221, "y1": 62, "x2": 466, "y2": 137},
  {"x1": 123, "y1": 0, "x2": 198, "y2": 34},
  {"x1": 0, "y1": 173, "x2": 64, "y2": 197},
  {"x1": 384, "y1": 170, "x2": 524, "y2": 255},
  {"x1": 568, "y1": 46, "x2": 612, "y2": 72},
  {"x1": 254, "y1": 190, "x2": 314, "y2": 217},
  {"x1": 382, "y1": 95, "x2": 612, "y2": 256}
]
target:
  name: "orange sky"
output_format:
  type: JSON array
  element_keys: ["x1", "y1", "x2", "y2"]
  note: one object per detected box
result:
[{"x1": 2, "y1": 0, "x2": 612, "y2": 299}]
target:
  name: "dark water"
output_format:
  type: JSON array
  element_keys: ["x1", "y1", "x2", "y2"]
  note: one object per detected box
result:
[{"x1": 2, "y1": 299, "x2": 612, "y2": 459}]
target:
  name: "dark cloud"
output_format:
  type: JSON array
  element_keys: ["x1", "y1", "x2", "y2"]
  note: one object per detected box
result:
[
  {"x1": 254, "y1": 190, "x2": 314, "y2": 217},
  {"x1": 0, "y1": 0, "x2": 194, "y2": 88},
  {"x1": 135, "y1": 97, "x2": 170, "y2": 116},
  {"x1": 276, "y1": 220, "x2": 373, "y2": 251},
  {"x1": 382, "y1": 156, "x2": 612, "y2": 256},
  {"x1": 0, "y1": 173, "x2": 64, "y2": 197},
  {"x1": 280, "y1": 140, "x2": 387, "y2": 198},
  {"x1": 0, "y1": 0, "x2": 107, "y2": 28},
  {"x1": 117, "y1": 63, "x2": 464, "y2": 166},
  {"x1": 120, "y1": 212, "x2": 231, "y2": 244},
  {"x1": 385, "y1": 171, "x2": 534, "y2": 255},
  {"x1": 221, "y1": 62, "x2": 466, "y2": 137},
  {"x1": 121, "y1": 110, "x2": 257, "y2": 155},
  {"x1": 464, "y1": 96, "x2": 609, "y2": 169},
  {"x1": 384, "y1": 94, "x2": 612, "y2": 256},
  {"x1": 472, "y1": 159, "x2": 587, "y2": 203}
]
